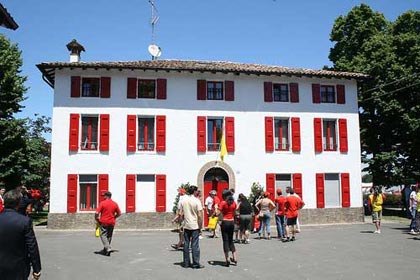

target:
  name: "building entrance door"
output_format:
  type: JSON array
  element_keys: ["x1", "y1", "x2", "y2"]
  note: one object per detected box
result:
[{"x1": 203, "y1": 167, "x2": 229, "y2": 226}]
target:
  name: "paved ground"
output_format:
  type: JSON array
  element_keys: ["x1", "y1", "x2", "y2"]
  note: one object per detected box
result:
[{"x1": 35, "y1": 219, "x2": 420, "y2": 280}]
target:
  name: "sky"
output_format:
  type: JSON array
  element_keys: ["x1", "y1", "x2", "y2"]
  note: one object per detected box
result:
[{"x1": 1, "y1": 0, "x2": 419, "y2": 137}]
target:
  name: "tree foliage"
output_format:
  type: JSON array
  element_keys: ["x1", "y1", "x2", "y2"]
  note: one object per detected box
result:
[
  {"x1": 329, "y1": 5, "x2": 420, "y2": 186},
  {"x1": 0, "y1": 35, "x2": 51, "y2": 192}
]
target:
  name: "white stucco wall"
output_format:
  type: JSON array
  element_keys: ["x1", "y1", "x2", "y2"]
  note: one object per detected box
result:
[{"x1": 49, "y1": 68, "x2": 362, "y2": 213}]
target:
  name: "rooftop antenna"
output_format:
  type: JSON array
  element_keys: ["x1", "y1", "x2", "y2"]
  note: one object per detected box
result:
[{"x1": 148, "y1": 0, "x2": 162, "y2": 60}]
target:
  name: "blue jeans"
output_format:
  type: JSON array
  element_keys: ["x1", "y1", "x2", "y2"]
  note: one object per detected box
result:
[
  {"x1": 183, "y1": 229, "x2": 200, "y2": 267},
  {"x1": 410, "y1": 207, "x2": 417, "y2": 230},
  {"x1": 259, "y1": 212, "x2": 271, "y2": 235},
  {"x1": 275, "y1": 214, "x2": 286, "y2": 238}
]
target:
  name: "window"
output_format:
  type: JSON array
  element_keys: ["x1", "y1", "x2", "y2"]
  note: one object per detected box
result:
[
  {"x1": 81, "y1": 78, "x2": 100, "y2": 97},
  {"x1": 273, "y1": 84, "x2": 289, "y2": 102},
  {"x1": 79, "y1": 174, "x2": 98, "y2": 211},
  {"x1": 275, "y1": 174, "x2": 291, "y2": 196},
  {"x1": 323, "y1": 120, "x2": 337, "y2": 151},
  {"x1": 138, "y1": 79, "x2": 156, "y2": 98},
  {"x1": 197, "y1": 116, "x2": 235, "y2": 153},
  {"x1": 69, "y1": 114, "x2": 109, "y2": 152},
  {"x1": 138, "y1": 117, "x2": 155, "y2": 150},
  {"x1": 316, "y1": 173, "x2": 350, "y2": 208},
  {"x1": 207, "y1": 81, "x2": 224, "y2": 100},
  {"x1": 320, "y1": 85, "x2": 335, "y2": 103},
  {"x1": 81, "y1": 116, "x2": 99, "y2": 150},
  {"x1": 207, "y1": 118, "x2": 223, "y2": 151},
  {"x1": 126, "y1": 174, "x2": 167, "y2": 213},
  {"x1": 267, "y1": 173, "x2": 302, "y2": 199},
  {"x1": 126, "y1": 115, "x2": 166, "y2": 152},
  {"x1": 274, "y1": 118, "x2": 289, "y2": 151}
]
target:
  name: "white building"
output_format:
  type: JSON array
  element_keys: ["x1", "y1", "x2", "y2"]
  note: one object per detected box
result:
[{"x1": 37, "y1": 44, "x2": 368, "y2": 229}]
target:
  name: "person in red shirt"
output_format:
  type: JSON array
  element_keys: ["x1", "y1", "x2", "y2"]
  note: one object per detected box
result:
[
  {"x1": 274, "y1": 189, "x2": 286, "y2": 239},
  {"x1": 216, "y1": 189, "x2": 238, "y2": 267},
  {"x1": 283, "y1": 188, "x2": 305, "y2": 242},
  {"x1": 95, "y1": 191, "x2": 121, "y2": 256}
]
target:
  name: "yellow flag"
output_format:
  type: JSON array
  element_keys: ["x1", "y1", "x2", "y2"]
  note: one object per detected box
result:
[{"x1": 220, "y1": 129, "x2": 227, "y2": 161}]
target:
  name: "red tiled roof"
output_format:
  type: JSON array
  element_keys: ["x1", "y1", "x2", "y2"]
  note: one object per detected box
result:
[{"x1": 37, "y1": 59, "x2": 369, "y2": 88}]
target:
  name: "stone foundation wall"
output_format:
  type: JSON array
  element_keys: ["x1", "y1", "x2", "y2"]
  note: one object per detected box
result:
[{"x1": 47, "y1": 207, "x2": 364, "y2": 230}]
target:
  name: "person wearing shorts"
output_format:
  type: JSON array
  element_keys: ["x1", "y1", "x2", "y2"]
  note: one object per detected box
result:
[
  {"x1": 283, "y1": 188, "x2": 304, "y2": 242},
  {"x1": 368, "y1": 187, "x2": 385, "y2": 234}
]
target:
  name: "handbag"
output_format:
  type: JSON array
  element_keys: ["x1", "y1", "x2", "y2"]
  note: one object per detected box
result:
[
  {"x1": 95, "y1": 223, "x2": 100, "y2": 237},
  {"x1": 258, "y1": 211, "x2": 265, "y2": 220},
  {"x1": 208, "y1": 216, "x2": 218, "y2": 230}
]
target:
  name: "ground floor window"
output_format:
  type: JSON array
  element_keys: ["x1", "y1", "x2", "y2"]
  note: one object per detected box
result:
[
  {"x1": 79, "y1": 174, "x2": 98, "y2": 211},
  {"x1": 275, "y1": 174, "x2": 291, "y2": 196},
  {"x1": 324, "y1": 173, "x2": 340, "y2": 207}
]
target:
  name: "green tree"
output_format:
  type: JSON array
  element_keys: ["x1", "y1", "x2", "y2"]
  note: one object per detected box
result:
[
  {"x1": 329, "y1": 5, "x2": 420, "y2": 186},
  {"x1": 0, "y1": 34, "x2": 28, "y2": 189}
]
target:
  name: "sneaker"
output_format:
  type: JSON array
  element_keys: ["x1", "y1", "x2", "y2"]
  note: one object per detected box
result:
[
  {"x1": 373, "y1": 230, "x2": 380, "y2": 234},
  {"x1": 410, "y1": 229, "x2": 416, "y2": 234},
  {"x1": 291, "y1": 236, "x2": 296, "y2": 241}
]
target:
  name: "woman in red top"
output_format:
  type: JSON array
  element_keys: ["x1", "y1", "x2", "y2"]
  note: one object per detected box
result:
[{"x1": 217, "y1": 189, "x2": 238, "y2": 267}]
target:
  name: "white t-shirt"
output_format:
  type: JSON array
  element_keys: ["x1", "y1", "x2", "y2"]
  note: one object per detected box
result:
[
  {"x1": 204, "y1": 196, "x2": 213, "y2": 211},
  {"x1": 410, "y1": 191, "x2": 417, "y2": 208},
  {"x1": 179, "y1": 195, "x2": 203, "y2": 230}
]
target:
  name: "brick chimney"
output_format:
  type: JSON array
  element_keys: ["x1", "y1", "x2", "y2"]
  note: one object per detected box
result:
[{"x1": 66, "y1": 39, "x2": 85, "y2": 63}]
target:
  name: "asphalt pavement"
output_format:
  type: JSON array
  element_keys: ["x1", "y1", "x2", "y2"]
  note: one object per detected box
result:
[{"x1": 35, "y1": 219, "x2": 420, "y2": 280}]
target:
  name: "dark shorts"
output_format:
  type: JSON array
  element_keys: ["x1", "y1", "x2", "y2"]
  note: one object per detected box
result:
[{"x1": 286, "y1": 217, "x2": 297, "y2": 226}]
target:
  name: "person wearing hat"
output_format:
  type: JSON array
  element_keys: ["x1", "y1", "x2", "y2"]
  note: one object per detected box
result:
[
  {"x1": 255, "y1": 191, "x2": 275, "y2": 239},
  {"x1": 95, "y1": 191, "x2": 121, "y2": 256}
]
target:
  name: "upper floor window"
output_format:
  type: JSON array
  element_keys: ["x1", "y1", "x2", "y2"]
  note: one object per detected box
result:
[
  {"x1": 138, "y1": 117, "x2": 155, "y2": 151},
  {"x1": 71, "y1": 76, "x2": 111, "y2": 98},
  {"x1": 265, "y1": 117, "x2": 301, "y2": 152},
  {"x1": 138, "y1": 79, "x2": 156, "y2": 99},
  {"x1": 320, "y1": 85, "x2": 335, "y2": 103},
  {"x1": 127, "y1": 115, "x2": 166, "y2": 152},
  {"x1": 207, "y1": 117, "x2": 223, "y2": 151},
  {"x1": 312, "y1": 84, "x2": 346, "y2": 104},
  {"x1": 273, "y1": 84, "x2": 289, "y2": 102},
  {"x1": 197, "y1": 116, "x2": 235, "y2": 153},
  {"x1": 69, "y1": 114, "x2": 109, "y2": 152},
  {"x1": 207, "y1": 81, "x2": 224, "y2": 100},
  {"x1": 197, "y1": 80, "x2": 234, "y2": 101},
  {"x1": 81, "y1": 116, "x2": 99, "y2": 150},
  {"x1": 314, "y1": 118, "x2": 348, "y2": 153},
  {"x1": 82, "y1": 78, "x2": 100, "y2": 97},
  {"x1": 127, "y1": 78, "x2": 167, "y2": 100},
  {"x1": 264, "y1": 82, "x2": 299, "y2": 103}
]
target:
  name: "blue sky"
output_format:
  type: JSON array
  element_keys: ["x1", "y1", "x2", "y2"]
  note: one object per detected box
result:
[{"x1": 2, "y1": 0, "x2": 419, "y2": 132}]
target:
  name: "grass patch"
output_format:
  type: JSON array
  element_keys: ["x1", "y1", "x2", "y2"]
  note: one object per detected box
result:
[{"x1": 29, "y1": 211, "x2": 48, "y2": 226}]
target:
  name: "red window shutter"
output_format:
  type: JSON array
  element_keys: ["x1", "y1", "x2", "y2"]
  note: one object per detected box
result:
[
  {"x1": 266, "y1": 173, "x2": 275, "y2": 201},
  {"x1": 156, "y1": 115, "x2": 166, "y2": 152},
  {"x1": 126, "y1": 174, "x2": 136, "y2": 213},
  {"x1": 293, "y1": 173, "x2": 303, "y2": 199},
  {"x1": 264, "y1": 82, "x2": 273, "y2": 102},
  {"x1": 71, "y1": 76, "x2": 81, "y2": 98},
  {"x1": 312, "y1": 84, "x2": 321, "y2": 103},
  {"x1": 339, "y1": 118, "x2": 348, "y2": 152},
  {"x1": 289, "y1": 83, "x2": 299, "y2": 103},
  {"x1": 197, "y1": 80, "x2": 207, "y2": 100},
  {"x1": 314, "y1": 118, "x2": 322, "y2": 152},
  {"x1": 291, "y1": 117, "x2": 301, "y2": 152},
  {"x1": 341, "y1": 173, "x2": 350, "y2": 207},
  {"x1": 98, "y1": 174, "x2": 109, "y2": 201},
  {"x1": 127, "y1": 115, "x2": 137, "y2": 152},
  {"x1": 157, "y1": 78, "x2": 167, "y2": 99},
  {"x1": 337, "y1": 84, "x2": 346, "y2": 104},
  {"x1": 225, "y1": 117, "x2": 235, "y2": 152},
  {"x1": 69, "y1": 114, "x2": 80, "y2": 151},
  {"x1": 100, "y1": 77, "x2": 111, "y2": 98},
  {"x1": 225, "y1": 80, "x2": 234, "y2": 101},
  {"x1": 316, "y1": 173, "x2": 325, "y2": 208},
  {"x1": 156, "y1": 174, "x2": 166, "y2": 212},
  {"x1": 197, "y1": 116, "x2": 206, "y2": 152},
  {"x1": 67, "y1": 174, "x2": 78, "y2": 213},
  {"x1": 99, "y1": 114, "x2": 110, "y2": 152},
  {"x1": 127, "y1": 78, "x2": 137, "y2": 99},
  {"x1": 265, "y1": 117, "x2": 274, "y2": 152}
]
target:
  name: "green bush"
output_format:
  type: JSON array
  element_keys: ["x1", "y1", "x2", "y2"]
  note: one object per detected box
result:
[{"x1": 383, "y1": 194, "x2": 403, "y2": 208}]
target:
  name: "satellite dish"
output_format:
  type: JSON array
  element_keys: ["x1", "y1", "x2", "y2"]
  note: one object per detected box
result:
[{"x1": 148, "y1": 44, "x2": 162, "y2": 58}]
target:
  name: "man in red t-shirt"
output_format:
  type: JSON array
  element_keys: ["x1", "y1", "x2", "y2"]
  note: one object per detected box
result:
[
  {"x1": 95, "y1": 191, "x2": 121, "y2": 256},
  {"x1": 283, "y1": 188, "x2": 304, "y2": 242},
  {"x1": 274, "y1": 189, "x2": 286, "y2": 239}
]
